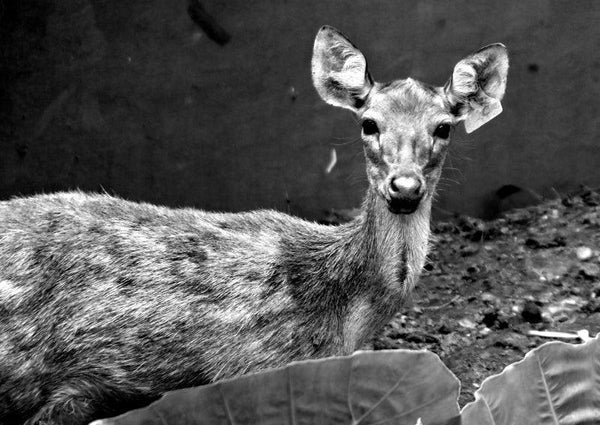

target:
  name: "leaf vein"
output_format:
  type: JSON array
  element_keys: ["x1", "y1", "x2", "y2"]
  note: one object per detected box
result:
[
  {"x1": 354, "y1": 365, "x2": 413, "y2": 424},
  {"x1": 536, "y1": 354, "x2": 559, "y2": 425},
  {"x1": 218, "y1": 384, "x2": 237, "y2": 425}
]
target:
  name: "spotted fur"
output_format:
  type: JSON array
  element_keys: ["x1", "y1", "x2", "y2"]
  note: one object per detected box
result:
[{"x1": 0, "y1": 26, "x2": 507, "y2": 425}]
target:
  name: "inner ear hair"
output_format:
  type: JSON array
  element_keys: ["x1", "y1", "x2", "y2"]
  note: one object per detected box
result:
[{"x1": 445, "y1": 43, "x2": 508, "y2": 116}]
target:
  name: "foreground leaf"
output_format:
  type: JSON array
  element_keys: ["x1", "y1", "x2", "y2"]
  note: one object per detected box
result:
[
  {"x1": 95, "y1": 350, "x2": 460, "y2": 425},
  {"x1": 461, "y1": 335, "x2": 600, "y2": 425}
]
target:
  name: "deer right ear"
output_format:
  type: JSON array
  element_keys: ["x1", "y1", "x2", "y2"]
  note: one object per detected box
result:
[
  {"x1": 311, "y1": 26, "x2": 373, "y2": 111},
  {"x1": 445, "y1": 43, "x2": 509, "y2": 133}
]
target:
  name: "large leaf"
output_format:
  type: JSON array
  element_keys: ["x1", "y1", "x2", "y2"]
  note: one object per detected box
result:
[
  {"x1": 93, "y1": 350, "x2": 460, "y2": 425},
  {"x1": 461, "y1": 335, "x2": 600, "y2": 425},
  {"x1": 95, "y1": 337, "x2": 600, "y2": 425}
]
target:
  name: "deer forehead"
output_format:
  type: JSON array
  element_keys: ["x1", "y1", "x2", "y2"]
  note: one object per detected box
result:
[{"x1": 361, "y1": 78, "x2": 451, "y2": 130}]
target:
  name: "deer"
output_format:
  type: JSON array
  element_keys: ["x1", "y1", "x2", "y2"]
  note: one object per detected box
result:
[{"x1": 0, "y1": 26, "x2": 508, "y2": 425}]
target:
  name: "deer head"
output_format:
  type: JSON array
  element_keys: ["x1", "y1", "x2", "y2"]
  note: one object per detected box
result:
[{"x1": 312, "y1": 26, "x2": 508, "y2": 214}]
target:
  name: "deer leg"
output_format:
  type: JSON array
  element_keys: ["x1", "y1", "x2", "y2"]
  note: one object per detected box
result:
[
  {"x1": 24, "y1": 379, "x2": 154, "y2": 425},
  {"x1": 24, "y1": 391, "x2": 95, "y2": 425}
]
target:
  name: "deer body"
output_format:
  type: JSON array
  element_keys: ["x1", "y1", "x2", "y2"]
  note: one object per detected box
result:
[
  {"x1": 0, "y1": 26, "x2": 508, "y2": 425},
  {"x1": 1, "y1": 190, "x2": 428, "y2": 424}
]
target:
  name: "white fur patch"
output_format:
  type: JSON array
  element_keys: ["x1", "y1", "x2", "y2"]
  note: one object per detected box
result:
[
  {"x1": 0, "y1": 280, "x2": 25, "y2": 303},
  {"x1": 0, "y1": 335, "x2": 10, "y2": 358},
  {"x1": 210, "y1": 307, "x2": 251, "y2": 325},
  {"x1": 343, "y1": 297, "x2": 371, "y2": 352}
]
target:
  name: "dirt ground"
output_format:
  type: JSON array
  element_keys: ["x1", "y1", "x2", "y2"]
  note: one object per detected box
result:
[{"x1": 367, "y1": 186, "x2": 600, "y2": 407}]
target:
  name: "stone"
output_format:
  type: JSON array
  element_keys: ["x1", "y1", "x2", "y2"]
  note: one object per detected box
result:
[
  {"x1": 580, "y1": 263, "x2": 600, "y2": 280},
  {"x1": 458, "y1": 318, "x2": 477, "y2": 329},
  {"x1": 522, "y1": 300, "x2": 543, "y2": 323},
  {"x1": 576, "y1": 246, "x2": 593, "y2": 261}
]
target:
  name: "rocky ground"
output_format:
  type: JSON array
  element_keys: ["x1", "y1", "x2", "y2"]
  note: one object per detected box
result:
[{"x1": 368, "y1": 186, "x2": 600, "y2": 407}]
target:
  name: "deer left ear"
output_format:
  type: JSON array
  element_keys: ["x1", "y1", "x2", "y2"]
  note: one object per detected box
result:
[
  {"x1": 311, "y1": 26, "x2": 374, "y2": 111},
  {"x1": 445, "y1": 43, "x2": 509, "y2": 133}
]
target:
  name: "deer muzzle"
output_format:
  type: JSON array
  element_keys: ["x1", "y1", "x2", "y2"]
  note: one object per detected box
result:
[{"x1": 387, "y1": 173, "x2": 425, "y2": 214}]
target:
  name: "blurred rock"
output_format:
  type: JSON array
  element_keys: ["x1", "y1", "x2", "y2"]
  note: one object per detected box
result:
[
  {"x1": 576, "y1": 246, "x2": 593, "y2": 261},
  {"x1": 502, "y1": 209, "x2": 532, "y2": 225},
  {"x1": 581, "y1": 213, "x2": 600, "y2": 227},
  {"x1": 438, "y1": 323, "x2": 454, "y2": 334},
  {"x1": 479, "y1": 327, "x2": 492, "y2": 337},
  {"x1": 458, "y1": 318, "x2": 477, "y2": 329},
  {"x1": 481, "y1": 309, "x2": 499, "y2": 328},
  {"x1": 402, "y1": 332, "x2": 440, "y2": 344},
  {"x1": 385, "y1": 329, "x2": 440, "y2": 344},
  {"x1": 372, "y1": 337, "x2": 401, "y2": 350},
  {"x1": 545, "y1": 297, "x2": 586, "y2": 319},
  {"x1": 457, "y1": 215, "x2": 484, "y2": 233},
  {"x1": 491, "y1": 333, "x2": 528, "y2": 351},
  {"x1": 460, "y1": 243, "x2": 480, "y2": 257},
  {"x1": 457, "y1": 215, "x2": 488, "y2": 241},
  {"x1": 582, "y1": 299, "x2": 600, "y2": 314},
  {"x1": 521, "y1": 300, "x2": 543, "y2": 323},
  {"x1": 495, "y1": 315, "x2": 510, "y2": 329},
  {"x1": 582, "y1": 189, "x2": 600, "y2": 207},
  {"x1": 561, "y1": 196, "x2": 580, "y2": 208},
  {"x1": 579, "y1": 263, "x2": 600, "y2": 280},
  {"x1": 525, "y1": 233, "x2": 567, "y2": 249},
  {"x1": 481, "y1": 292, "x2": 500, "y2": 305}
]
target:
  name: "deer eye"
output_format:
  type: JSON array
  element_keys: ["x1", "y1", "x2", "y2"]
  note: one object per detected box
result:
[
  {"x1": 361, "y1": 119, "x2": 379, "y2": 135},
  {"x1": 433, "y1": 123, "x2": 451, "y2": 139}
]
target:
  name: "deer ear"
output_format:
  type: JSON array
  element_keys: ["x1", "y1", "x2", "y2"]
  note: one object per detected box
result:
[
  {"x1": 311, "y1": 26, "x2": 374, "y2": 111},
  {"x1": 445, "y1": 43, "x2": 509, "y2": 133}
]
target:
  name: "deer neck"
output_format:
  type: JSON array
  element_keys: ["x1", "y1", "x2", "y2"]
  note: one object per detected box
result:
[
  {"x1": 354, "y1": 188, "x2": 432, "y2": 293},
  {"x1": 301, "y1": 189, "x2": 432, "y2": 354}
]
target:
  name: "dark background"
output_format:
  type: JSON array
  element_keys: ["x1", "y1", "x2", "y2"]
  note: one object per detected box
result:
[{"x1": 1, "y1": 0, "x2": 599, "y2": 220}]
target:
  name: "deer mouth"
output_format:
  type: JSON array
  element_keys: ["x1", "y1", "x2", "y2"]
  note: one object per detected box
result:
[{"x1": 386, "y1": 197, "x2": 421, "y2": 215}]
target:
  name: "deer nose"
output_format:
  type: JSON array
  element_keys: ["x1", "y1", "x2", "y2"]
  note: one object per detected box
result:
[
  {"x1": 387, "y1": 174, "x2": 424, "y2": 214},
  {"x1": 390, "y1": 175, "x2": 423, "y2": 197}
]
